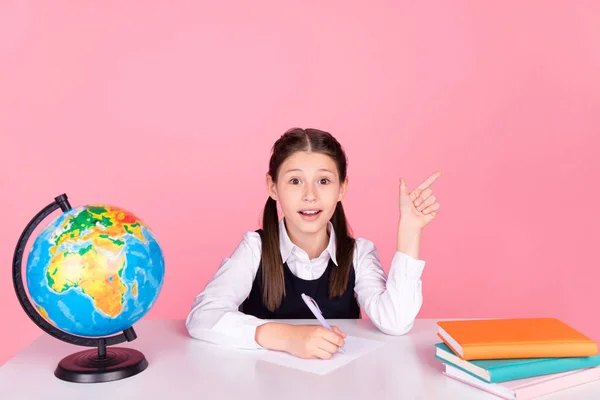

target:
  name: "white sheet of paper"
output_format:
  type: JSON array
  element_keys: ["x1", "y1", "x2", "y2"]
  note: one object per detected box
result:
[{"x1": 251, "y1": 335, "x2": 385, "y2": 375}]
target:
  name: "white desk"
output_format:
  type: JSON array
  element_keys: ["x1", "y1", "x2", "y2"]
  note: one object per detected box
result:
[{"x1": 1, "y1": 319, "x2": 599, "y2": 399}]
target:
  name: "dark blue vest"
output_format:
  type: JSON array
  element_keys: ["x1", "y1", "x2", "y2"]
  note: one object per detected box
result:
[{"x1": 239, "y1": 229, "x2": 361, "y2": 319}]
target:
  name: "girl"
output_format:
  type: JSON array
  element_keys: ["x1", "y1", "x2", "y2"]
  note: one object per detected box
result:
[{"x1": 185, "y1": 128, "x2": 441, "y2": 360}]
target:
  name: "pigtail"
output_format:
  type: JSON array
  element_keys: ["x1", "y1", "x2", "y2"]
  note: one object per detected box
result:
[
  {"x1": 261, "y1": 197, "x2": 285, "y2": 311},
  {"x1": 329, "y1": 201, "x2": 355, "y2": 297}
]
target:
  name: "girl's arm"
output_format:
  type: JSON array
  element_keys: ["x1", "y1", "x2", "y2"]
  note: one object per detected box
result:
[
  {"x1": 397, "y1": 220, "x2": 422, "y2": 260},
  {"x1": 185, "y1": 232, "x2": 267, "y2": 349},
  {"x1": 353, "y1": 172, "x2": 441, "y2": 335},
  {"x1": 353, "y1": 235, "x2": 425, "y2": 336}
]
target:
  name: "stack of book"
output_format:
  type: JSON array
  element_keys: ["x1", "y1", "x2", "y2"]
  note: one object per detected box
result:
[{"x1": 434, "y1": 318, "x2": 600, "y2": 399}]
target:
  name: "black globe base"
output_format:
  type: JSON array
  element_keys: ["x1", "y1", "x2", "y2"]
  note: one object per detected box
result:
[{"x1": 54, "y1": 347, "x2": 148, "y2": 383}]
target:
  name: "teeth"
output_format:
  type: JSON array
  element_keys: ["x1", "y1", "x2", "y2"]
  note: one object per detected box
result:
[{"x1": 301, "y1": 210, "x2": 319, "y2": 215}]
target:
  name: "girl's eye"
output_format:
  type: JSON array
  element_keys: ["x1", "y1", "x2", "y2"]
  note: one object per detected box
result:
[
  {"x1": 290, "y1": 178, "x2": 300, "y2": 184},
  {"x1": 319, "y1": 178, "x2": 330, "y2": 184}
]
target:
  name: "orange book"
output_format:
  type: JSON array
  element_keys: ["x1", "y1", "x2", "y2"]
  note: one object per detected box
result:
[{"x1": 437, "y1": 318, "x2": 598, "y2": 360}]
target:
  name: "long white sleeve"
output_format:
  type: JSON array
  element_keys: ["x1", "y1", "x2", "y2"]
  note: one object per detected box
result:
[
  {"x1": 185, "y1": 232, "x2": 267, "y2": 349},
  {"x1": 353, "y1": 238, "x2": 425, "y2": 335}
]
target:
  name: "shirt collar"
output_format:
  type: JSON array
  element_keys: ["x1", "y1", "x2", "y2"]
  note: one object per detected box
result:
[{"x1": 278, "y1": 218, "x2": 338, "y2": 265}]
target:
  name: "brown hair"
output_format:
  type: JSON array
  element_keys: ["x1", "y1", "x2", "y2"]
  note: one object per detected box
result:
[{"x1": 261, "y1": 128, "x2": 355, "y2": 311}]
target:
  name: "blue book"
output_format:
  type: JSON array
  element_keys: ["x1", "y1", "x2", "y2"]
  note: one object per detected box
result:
[{"x1": 435, "y1": 342, "x2": 600, "y2": 383}]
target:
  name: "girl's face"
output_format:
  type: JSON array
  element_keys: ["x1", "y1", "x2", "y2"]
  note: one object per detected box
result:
[{"x1": 267, "y1": 151, "x2": 348, "y2": 236}]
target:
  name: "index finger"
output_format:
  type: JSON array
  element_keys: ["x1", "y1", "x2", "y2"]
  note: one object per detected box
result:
[
  {"x1": 332, "y1": 326, "x2": 347, "y2": 338},
  {"x1": 415, "y1": 171, "x2": 441, "y2": 191},
  {"x1": 320, "y1": 328, "x2": 345, "y2": 347}
]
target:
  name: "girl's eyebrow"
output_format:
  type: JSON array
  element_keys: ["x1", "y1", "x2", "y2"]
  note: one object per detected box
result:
[{"x1": 283, "y1": 168, "x2": 334, "y2": 174}]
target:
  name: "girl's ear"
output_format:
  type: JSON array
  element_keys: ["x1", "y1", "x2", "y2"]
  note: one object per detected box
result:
[
  {"x1": 266, "y1": 174, "x2": 278, "y2": 201},
  {"x1": 338, "y1": 176, "x2": 349, "y2": 202}
]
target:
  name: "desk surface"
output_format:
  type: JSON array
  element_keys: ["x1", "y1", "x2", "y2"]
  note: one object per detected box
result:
[{"x1": 1, "y1": 319, "x2": 599, "y2": 399}]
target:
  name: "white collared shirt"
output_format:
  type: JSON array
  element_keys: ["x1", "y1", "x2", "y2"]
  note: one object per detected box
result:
[{"x1": 185, "y1": 219, "x2": 426, "y2": 349}]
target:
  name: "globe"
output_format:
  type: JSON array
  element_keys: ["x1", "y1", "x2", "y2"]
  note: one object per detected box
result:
[
  {"x1": 25, "y1": 204, "x2": 165, "y2": 337},
  {"x1": 12, "y1": 194, "x2": 165, "y2": 383}
]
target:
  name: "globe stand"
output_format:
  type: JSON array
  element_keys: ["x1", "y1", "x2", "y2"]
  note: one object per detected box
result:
[
  {"x1": 54, "y1": 329, "x2": 148, "y2": 383},
  {"x1": 12, "y1": 193, "x2": 149, "y2": 383}
]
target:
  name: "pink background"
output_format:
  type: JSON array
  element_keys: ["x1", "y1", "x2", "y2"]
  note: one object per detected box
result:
[{"x1": 1, "y1": 1, "x2": 599, "y2": 366}]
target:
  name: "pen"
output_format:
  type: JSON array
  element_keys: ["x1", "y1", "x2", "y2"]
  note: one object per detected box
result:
[{"x1": 300, "y1": 293, "x2": 346, "y2": 353}]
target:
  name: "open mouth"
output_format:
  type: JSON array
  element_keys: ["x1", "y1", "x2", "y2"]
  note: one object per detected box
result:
[{"x1": 298, "y1": 209, "x2": 322, "y2": 216}]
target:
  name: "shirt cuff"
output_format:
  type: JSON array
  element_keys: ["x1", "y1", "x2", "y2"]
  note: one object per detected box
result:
[
  {"x1": 210, "y1": 312, "x2": 269, "y2": 350},
  {"x1": 390, "y1": 251, "x2": 426, "y2": 280}
]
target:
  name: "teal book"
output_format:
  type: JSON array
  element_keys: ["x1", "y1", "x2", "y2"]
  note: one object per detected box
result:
[{"x1": 435, "y1": 343, "x2": 600, "y2": 383}]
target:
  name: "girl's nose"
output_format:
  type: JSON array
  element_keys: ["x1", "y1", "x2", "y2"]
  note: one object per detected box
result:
[{"x1": 303, "y1": 185, "x2": 317, "y2": 202}]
